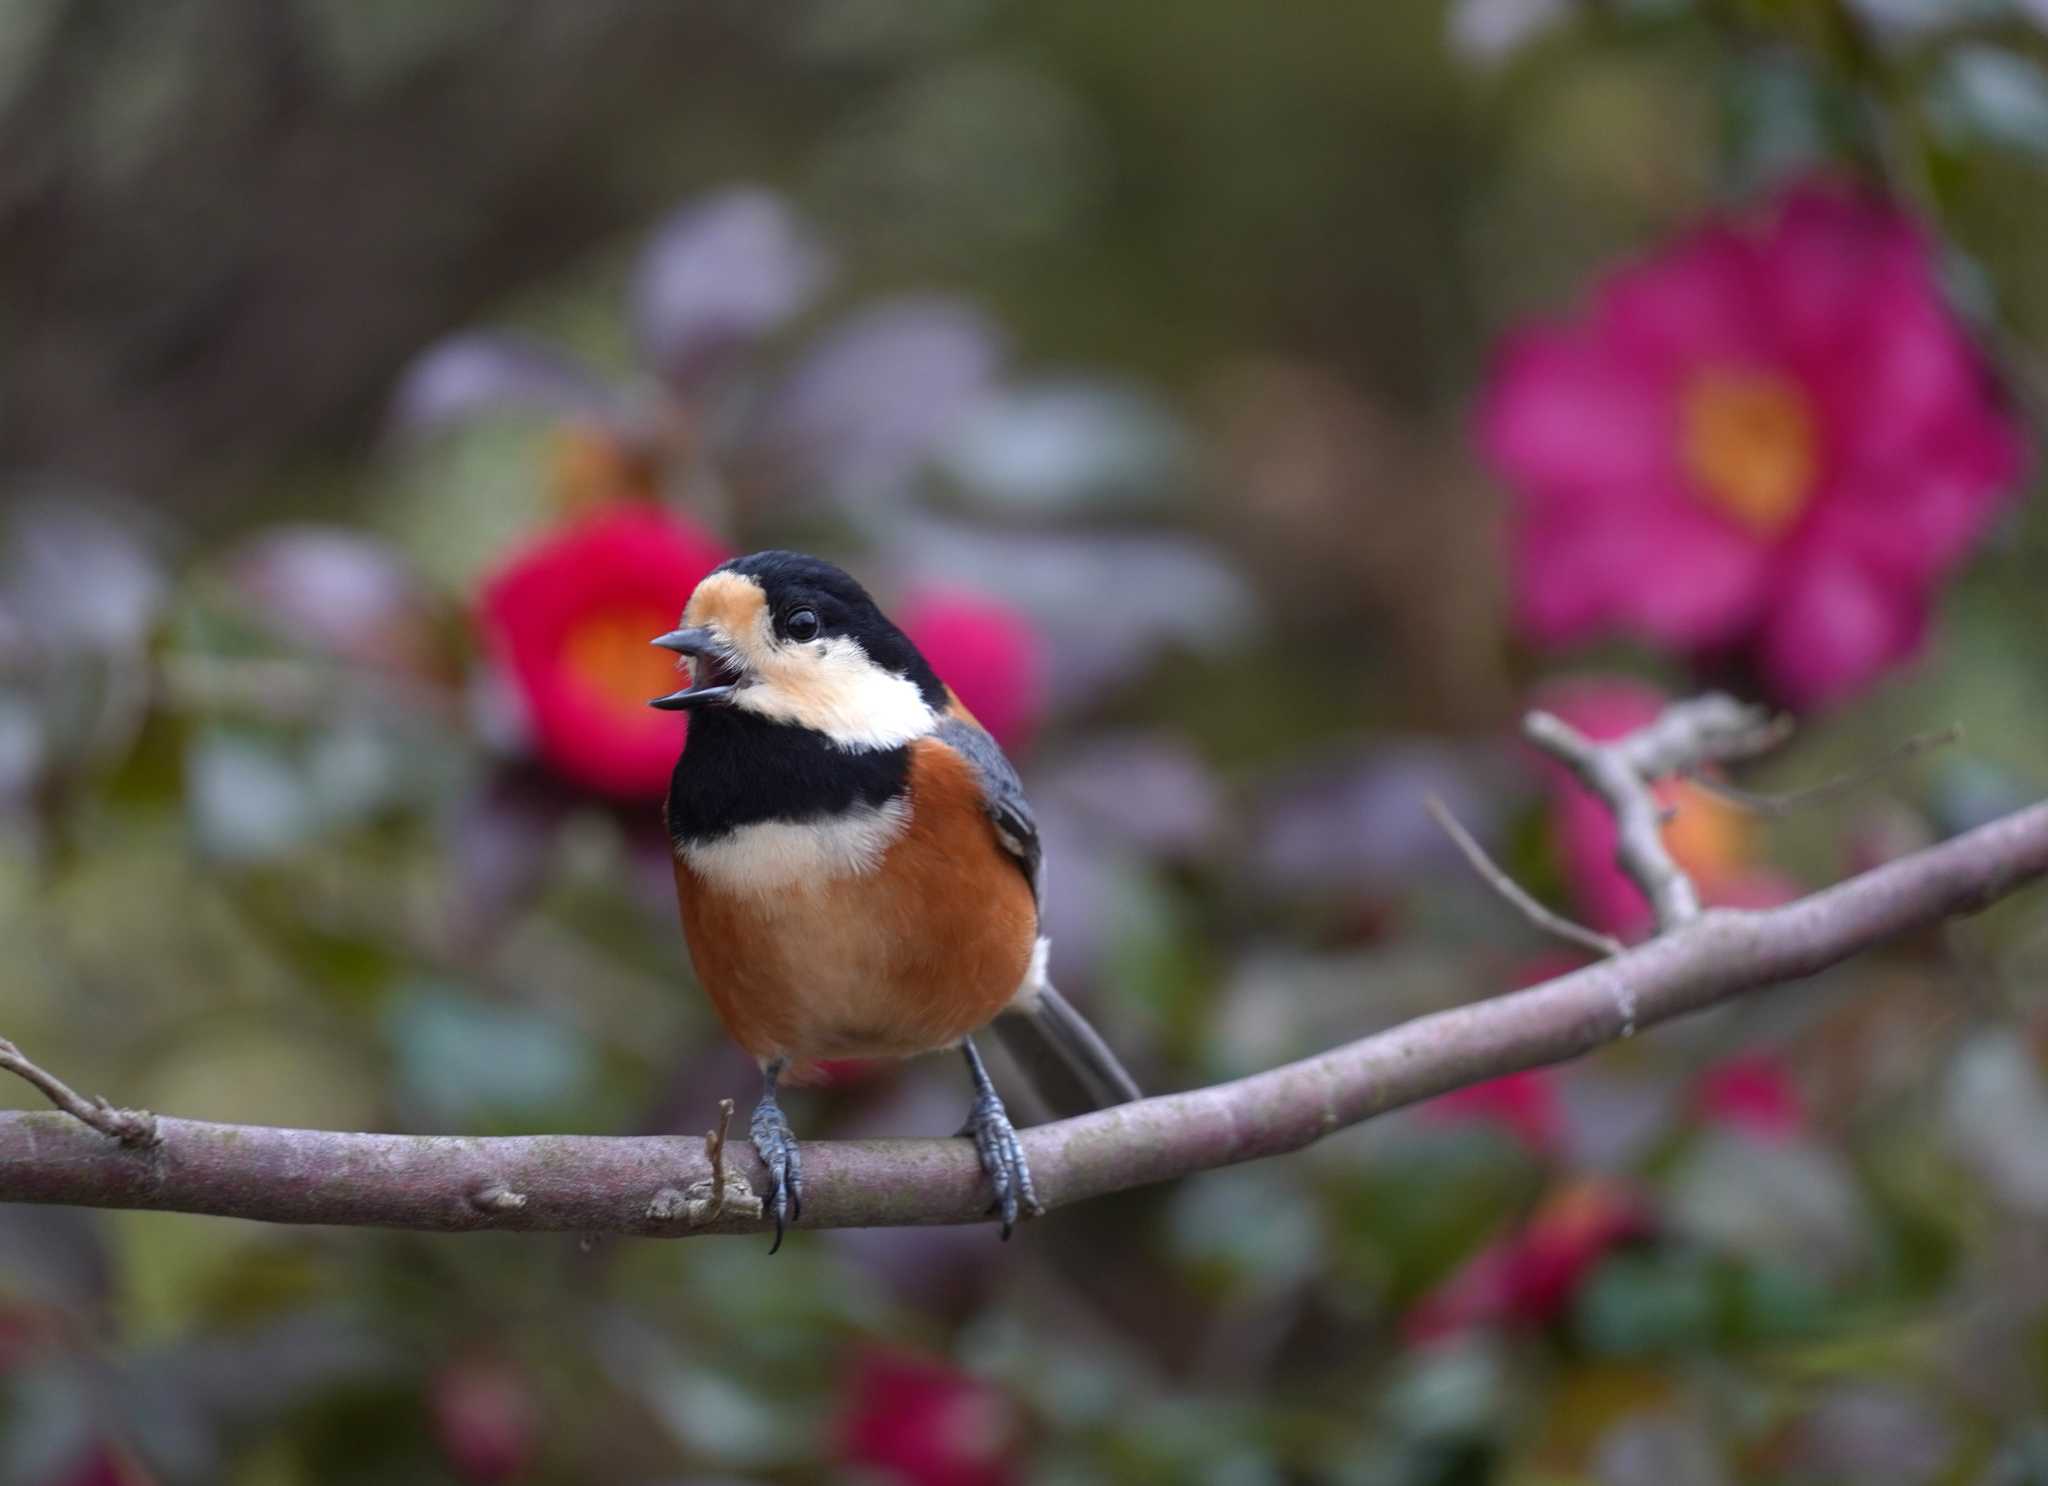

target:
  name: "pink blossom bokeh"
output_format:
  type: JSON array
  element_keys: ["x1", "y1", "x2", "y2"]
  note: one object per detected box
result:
[
  {"x1": 896, "y1": 586, "x2": 1049, "y2": 753},
  {"x1": 1405, "y1": 1177, "x2": 1653, "y2": 1344},
  {"x1": 836, "y1": 1347, "x2": 1021, "y2": 1486},
  {"x1": 1483, "y1": 180, "x2": 2027, "y2": 706}
]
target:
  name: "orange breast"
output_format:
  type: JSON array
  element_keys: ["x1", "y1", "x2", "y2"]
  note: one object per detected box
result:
[{"x1": 673, "y1": 738, "x2": 1038, "y2": 1075}]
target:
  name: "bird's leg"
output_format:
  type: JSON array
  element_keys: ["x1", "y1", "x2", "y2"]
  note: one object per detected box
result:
[
  {"x1": 960, "y1": 1038, "x2": 1041, "y2": 1240},
  {"x1": 749, "y1": 1058, "x2": 802, "y2": 1253}
]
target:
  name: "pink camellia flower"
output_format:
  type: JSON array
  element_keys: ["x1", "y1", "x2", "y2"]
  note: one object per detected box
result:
[
  {"x1": 1537, "y1": 677, "x2": 1799, "y2": 940},
  {"x1": 1405, "y1": 1177, "x2": 1654, "y2": 1344},
  {"x1": 1694, "y1": 1053, "x2": 1805, "y2": 1142},
  {"x1": 836, "y1": 1347, "x2": 1022, "y2": 1486},
  {"x1": 896, "y1": 587, "x2": 1048, "y2": 753},
  {"x1": 1424, "y1": 1070, "x2": 1565, "y2": 1158},
  {"x1": 1483, "y1": 180, "x2": 2027, "y2": 706},
  {"x1": 478, "y1": 506, "x2": 727, "y2": 799}
]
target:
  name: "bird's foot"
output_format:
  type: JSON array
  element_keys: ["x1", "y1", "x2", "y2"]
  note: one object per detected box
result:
[
  {"x1": 750, "y1": 1092, "x2": 803, "y2": 1253},
  {"x1": 963, "y1": 1086, "x2": 1041, "y2": 1240}
]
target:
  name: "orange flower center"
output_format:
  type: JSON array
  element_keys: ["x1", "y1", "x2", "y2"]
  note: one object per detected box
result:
[
  {"x1": 1658, "y1": 779, "x2": 1749, "y2": 885},
  {"x1": 1679, "y1": 369, "x2": 1817, "y2": 538},
  {"x1": 559, "y1": 604, "x2": 682, "y2": 718}
]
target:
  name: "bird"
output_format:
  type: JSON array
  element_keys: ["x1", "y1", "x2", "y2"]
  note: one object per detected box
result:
[{"x1": 648, "y1": 550, "x2": 1140, "y2": 1250}]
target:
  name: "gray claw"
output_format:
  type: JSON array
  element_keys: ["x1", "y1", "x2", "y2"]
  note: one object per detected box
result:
[
  {"x1": 965, "y1": 1088, "x2": 1040, "y2": 1240},
  {"x1": 750, "y1": 1096, "x2": 803, "y2": 1253}
]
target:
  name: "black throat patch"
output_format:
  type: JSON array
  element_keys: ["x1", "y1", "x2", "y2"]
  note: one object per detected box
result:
[{"x1": 664, "y1": 707, "x2": 912, "y2": 847}]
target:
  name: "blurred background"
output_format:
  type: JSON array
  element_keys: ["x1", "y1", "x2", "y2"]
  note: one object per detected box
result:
[{"x1": 4, "y1": 0, "x2": 2048, "y2": 1481}]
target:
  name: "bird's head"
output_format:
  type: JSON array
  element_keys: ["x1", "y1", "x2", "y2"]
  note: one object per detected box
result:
[{"x1": 650, "y1": 550, "x2": 946, "y2": 750}]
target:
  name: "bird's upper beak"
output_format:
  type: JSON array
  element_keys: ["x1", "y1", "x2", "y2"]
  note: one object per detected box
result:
[{"x1": 648, "y1": 626, "x2": 741, "y2": 710}]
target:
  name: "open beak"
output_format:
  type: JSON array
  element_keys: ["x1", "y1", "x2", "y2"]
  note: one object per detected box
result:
[{"x1": 649, "y1": 627, "x2": 741, "y2": 710}]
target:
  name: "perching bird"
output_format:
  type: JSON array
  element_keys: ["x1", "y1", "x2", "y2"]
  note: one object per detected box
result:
[{"x1": 650, "y1": 550, "x2": 1140, "y2": 1249}]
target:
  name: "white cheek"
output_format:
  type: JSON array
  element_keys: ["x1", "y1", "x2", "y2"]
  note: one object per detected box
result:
[
  {"x1": 680, "y1": 798, "x2": 911, "y2": 896},
  {"x1": 736, "y1": 636, "x2": 937, "y2": 750}
]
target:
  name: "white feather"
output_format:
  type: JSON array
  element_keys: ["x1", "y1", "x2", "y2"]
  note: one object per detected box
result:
[
  {"x1": 680, "y1": 796, "x2": 911, "y2": 897},
  {"x1": 735, "y1": 634, "x2": 937, "y2": 751}
]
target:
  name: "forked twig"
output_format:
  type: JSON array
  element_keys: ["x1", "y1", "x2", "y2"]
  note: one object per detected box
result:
[{"x1": 0, "y1": 1037, "x2": 159, "y2": 1148}]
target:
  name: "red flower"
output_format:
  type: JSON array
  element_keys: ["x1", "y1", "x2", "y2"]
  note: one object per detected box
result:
[
  {"x1": 429, "y1": 1355, "x2": 539, "y2": 1485},
  {"x1": 836, "y1": 1347, "x2": 1022, "y2": 1486},
  {"x1": 1483, "y1": 180, "x2": 2026, "y2": 706},
  {"x1": 1694, "y1": 1053, "x2": 1805, "y2": 1141},
  {"x1": 478, "y1": 507, "x2": 727, "y2": 799},
  {"x1": 53, "y1": 1448, "x2": 154, "y2": 1486},
  {"x1": 1536, "y1": 677, "x2": 1799, "y2": 940},
  {"x1": 1405, "y1": 1177, "x2": 1653, "y2": 1344},
  {"x1": 896, "y1": 587, "x2": 1048, "y2": 753},
  {"x1": 1423, "y1": 1070, "x2": 1564, "y2": 1158}
]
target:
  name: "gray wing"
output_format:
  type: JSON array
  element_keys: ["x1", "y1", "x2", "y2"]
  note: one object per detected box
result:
[{"x1": 933, "y1": 714, "x2": 1041, "y2": 902}]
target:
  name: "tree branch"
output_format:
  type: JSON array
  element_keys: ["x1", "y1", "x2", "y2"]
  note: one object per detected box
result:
[
  {"x1": 4, "y1": 798, "x2": 2045, "y2": 1239},
  {"x1": 1524, "y1": 694, "x2": 1788, "y2": 931}
]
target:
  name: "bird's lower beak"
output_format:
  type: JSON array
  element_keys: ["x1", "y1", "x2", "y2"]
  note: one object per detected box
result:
[{"x1": 649, "y1": 627, "x2": 741, "y2": 710}]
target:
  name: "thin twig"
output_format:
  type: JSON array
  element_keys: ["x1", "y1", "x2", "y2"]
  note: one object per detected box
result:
[
  {"x1": 702, "y1": 1098, "x2": 735, "y2": 1223},
  {"x1": 0, "y1": 1037, "x2": 159, "y2": 1148},
  {"x1": 1684, "y1": 724, "x2": 1963, "y2": 819},
  {"x1": 1425, "y1": 794, "x2": 1624, "y2": 958}
]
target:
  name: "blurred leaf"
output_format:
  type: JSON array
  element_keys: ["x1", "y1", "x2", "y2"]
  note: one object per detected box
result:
[
  {"x1": 386, "y1": 332, "x2": 618, "y2": 435},
  {"x1": 1931, "y1": 45, "x2": 2048, "y2": 156},
  {"x1": 1721, "y1": 53, "x2": 1860, "y2": 191},
  {"x1": 220, "y1": 526, "x2": 443, "y2": 676},
  {"x1": 1335, "y1": 1135, "x2": 1546, "y2": 1308},
  {"x1": 1573, "y1": 1253, "x2": 1720, "y2": 1356},
  {"x1": 185, "y1": 732, "x2": 316, "y2": 862},
  {"x1": 3, "y1": 497, "x2": 168, "y2": 657},
  {"x1": 441, "y1": 768, "x2": 571, "y2": 955},
  {"x1": 936, "y1": 378, "x2": 1196, "y2": 515},
  {"x1": 1592, "y1": 1411, "x2": 1727, "y2": 1486},
  {"x1": 0, "y1": 1209, "x2": 113, "y2": 1314},
  {"x1": 1250, "y1": 743, "x2": 1504, "y2": 898},
  {"x1": 1167, "y1": 1166, "x2": 1327, "y2": 1296},
  {"x1": 1447, "y1": 0, "x2": 1572, "y2": 69},
  {"x1": 0, "y1": 1361, "x2": 99, "y2": 1486},
  {"x1": 594, "y1": 1311, "x2": 814, "y2": 1468},
  {"x1": 383, "y1": 981, "x2": 600, "y2": 1129},
  {"x1": 1666, "y1": 1132, "x2": 1875, "y2": 1279},
  {"x1": 781, "y1": 0, "x2": 996, "y2": 62},
  {"x1": 138, "y1": 1025, "x2": 382, "y2": 1134},
  {"x1": 753, "y1": 296, "x2": 1006, "y2": 508},
  {"x1": 1942, "y1": 1030, "x2": 2048, "y2": 1215},
  {"x1": 890, "y1": 520, "x2": 1259, "y2": 704},
  {"x1": 630, "y1": 187, "x2": 833, "y2": 389},
  {"x1": 1781, "y1": 1383, "x2": 1954, "y2": 1486},
  {"x1": 297, "y1": 0, "x2": 496, "y2": 93},
  {"x1": 1035, "y1": 733, "x2": 1222, "y2": 859},
  {"x1": 811, "y1": 55, "x2": 1102, "y2": 252}
]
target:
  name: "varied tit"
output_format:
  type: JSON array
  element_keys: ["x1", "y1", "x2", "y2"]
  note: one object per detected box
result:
[{"x1": 650, "y1": 550, "x2": 1140, "y2": 1250}]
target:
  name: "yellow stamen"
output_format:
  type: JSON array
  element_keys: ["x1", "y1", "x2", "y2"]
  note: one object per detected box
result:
[
  {"x1": 561, "y1": 605, "x2": 681, "y2": 716},
  {"x1": 1680, "y1": 369, "x2": 1817, "y2": 538},
  {"x1": 1659, "y1": 779, "x2": 1749, "y2": 884}
]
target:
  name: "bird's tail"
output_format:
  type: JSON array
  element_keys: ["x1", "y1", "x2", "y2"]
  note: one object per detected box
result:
[{"x1": 992, "y1": 982, "x2": 1141, "y2": 1119}]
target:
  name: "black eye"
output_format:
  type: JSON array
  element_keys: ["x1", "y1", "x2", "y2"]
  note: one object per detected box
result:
[{"x1": 784, "y1": 607, "x2": 820, "y2": 642}]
